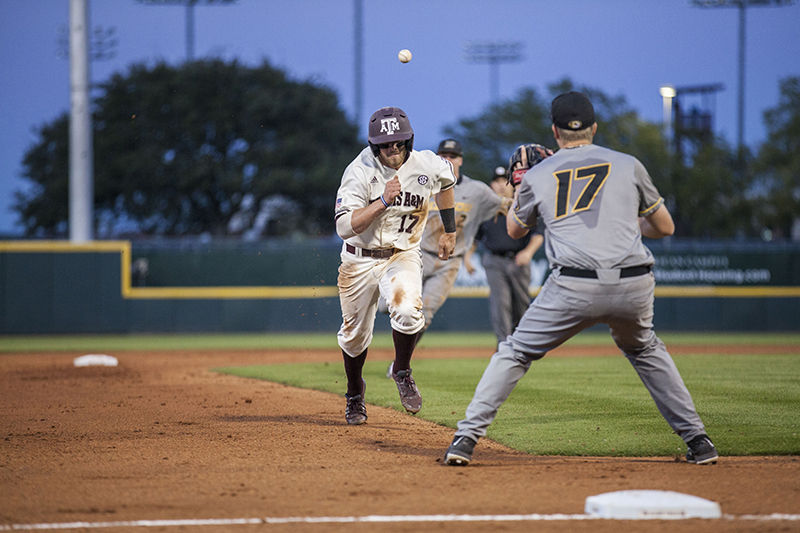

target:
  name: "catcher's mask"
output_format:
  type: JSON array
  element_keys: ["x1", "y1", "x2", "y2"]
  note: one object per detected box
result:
[
  {"x1": 507, "y1": 143, "x2": 551, "y2": 186},
  {"x1": 368, "y1": 106, "x2": 414, "y2": 157}
]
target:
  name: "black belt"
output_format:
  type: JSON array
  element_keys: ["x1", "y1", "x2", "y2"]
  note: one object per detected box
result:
[
  {"x1": 490, "y1": 250, "x2": 518, "y2": 259},
  {"x1": 345, "y1": 243, "x2": 397, "y2": 259},
  {"x1": 560, "y1": 265, "x2": 652, "y2": 279}
]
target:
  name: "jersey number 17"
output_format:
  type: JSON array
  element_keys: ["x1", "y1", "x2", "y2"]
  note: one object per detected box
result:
[
  {"x1": 552, "y1": 163, "x2": 610, "y2": 219},
  {"x1": 398, "y1": 214, "x2": 420, "y2": 233}
]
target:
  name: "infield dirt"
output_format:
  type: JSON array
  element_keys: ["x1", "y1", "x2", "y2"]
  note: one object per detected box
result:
[{"x1": 1, "y1": 344, "x2": 798, "y2": 532}]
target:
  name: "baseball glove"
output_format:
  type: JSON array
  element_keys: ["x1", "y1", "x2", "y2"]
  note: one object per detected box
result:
[{"x1": 507, "y1": 143, "x2": 553, "y2": 187}]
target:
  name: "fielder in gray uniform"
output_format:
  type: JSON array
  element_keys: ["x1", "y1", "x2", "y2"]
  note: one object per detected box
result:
[
  {"x1": 335, "y1": 107, "x2": 456, "y2": 425},
  {"x1": 444, "y1": 91, "x2": 718, "y2": 466}
]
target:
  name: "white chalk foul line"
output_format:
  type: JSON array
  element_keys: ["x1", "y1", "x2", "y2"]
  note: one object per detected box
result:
[
  {"x1": 1, "y1": 515, "x2": 587, "y2": 531},
  {"x1": 1, "y1": 513, "x2": 799, "y2": 530}
]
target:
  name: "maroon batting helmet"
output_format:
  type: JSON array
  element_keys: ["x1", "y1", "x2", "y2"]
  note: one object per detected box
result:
[{"x1": 368, "y1": 106, "x2": 414, "y2": 156}]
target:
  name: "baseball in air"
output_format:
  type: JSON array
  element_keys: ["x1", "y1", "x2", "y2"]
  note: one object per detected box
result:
[{"x1": 398, "y1": 49, "x2": 412, "y2": 63}]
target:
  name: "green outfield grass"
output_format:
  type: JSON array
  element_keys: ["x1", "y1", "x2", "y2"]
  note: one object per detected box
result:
[
  {"x1": 1, "y1": 330, "x2": 798, "y2": 352},
  {"x1": 216, "y1": 349, "x2": 800, "y2": 458}
]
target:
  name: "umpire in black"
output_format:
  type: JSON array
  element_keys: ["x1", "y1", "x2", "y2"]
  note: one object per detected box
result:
[{"x1": 471, "y1": 167, "x2": 543, "y2": 344}]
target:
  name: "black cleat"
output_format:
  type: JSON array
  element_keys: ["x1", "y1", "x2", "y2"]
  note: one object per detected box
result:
[
  {"x1": 392, "y1": 369, "x2": 421, "y2": 414},
  {"x1": 444, "y1": 435, "x2": 477, "y2": 466},
  {"x1": 345, "y1": 380, "x2": 367, "y2": 425},
  {"x1": 686, "y1": 434, "x2": 718, "y2": 465}
]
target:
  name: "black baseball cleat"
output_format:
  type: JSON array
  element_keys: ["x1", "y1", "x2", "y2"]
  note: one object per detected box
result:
[
  {"x1": 344, "y1": 393, "x2": 367, "y2": 425},
  {"x1": 444, "y1": 435, "x2": 477, "y2": 466},
  {"x1": 686, "y1": 434, "x2": 718, "y2": 464},
  {"x1": 391, "y1": 368, "x2": 422, "y2": 414},
  {"x1": 344, "y1": 380, "x2": 367, "y2": 425}
]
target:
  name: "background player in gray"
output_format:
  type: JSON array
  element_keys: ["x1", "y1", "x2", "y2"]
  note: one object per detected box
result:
[
  {"x1": 466, "y1": 166, "x2": 543, "y2": 345},
  {"x1": 381, "y1": 139, "x2": 509, "y2": 349},
  {"x1": 444, "y1": 91, "x2": 718, "y2": 466},
  {"x1": 417, "y1": 139, "x2": 509, "y2": 332}
]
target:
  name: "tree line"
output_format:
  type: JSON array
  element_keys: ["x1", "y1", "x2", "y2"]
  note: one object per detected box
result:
[{"x1": 13, "y1": 59, "x2": 799, "y2": 240}]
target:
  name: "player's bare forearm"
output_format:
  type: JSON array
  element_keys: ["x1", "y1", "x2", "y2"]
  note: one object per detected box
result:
[
  {"x1": 436, "y1": 186, "x2": 455, "y2": 210},
  {"x1": 497, "y1": 196, "x2": 512, "y2": 216},
  {"x1": 349, "y1": 176, "x2": 401, "y2": 235},
  {"x1": 515, "y1": 233, "x2": 543, "y2": 266},
  {"x1": 506, "y1": 188, "x2": 528, "y2": 239},
  {"x1": 506, "y1": 212, "x2": 530, "y2": 240},
  {"x1": 349, "y1": 200, "x2": 388, "y2": 235},
  {"x1": 463, "y1": 242, "x2": 478, "y2": 273},
  {"x1": 464, "y1": 258, "x2": 476, "y2": 274},
  {"x1": 640, "y1": 205, "x2": 675, "y2": 239}
]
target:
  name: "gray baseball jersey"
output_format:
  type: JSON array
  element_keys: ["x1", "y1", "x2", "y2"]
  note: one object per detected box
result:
[
  {"x1": 511, "y1": 143, "x2": 661, "y2": 270},
  {"x1": 454, "y1": 142, "x2": 709, "y2": 451},
  {"x1": 421, "y1": 174, "x2": 504, "y2": 257},
  {"x1": 417, "y1": 175, "x2": 505, "y2": 329}
]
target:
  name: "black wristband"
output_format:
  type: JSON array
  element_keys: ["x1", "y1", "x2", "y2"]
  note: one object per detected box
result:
[{"x1": 440, "y1": 207, "x2": 456, "y2": 233}]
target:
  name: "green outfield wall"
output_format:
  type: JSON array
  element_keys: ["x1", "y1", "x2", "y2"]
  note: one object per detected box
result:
[{"x1": 1, "y1": 239, "x2": 799, "y2": 334}]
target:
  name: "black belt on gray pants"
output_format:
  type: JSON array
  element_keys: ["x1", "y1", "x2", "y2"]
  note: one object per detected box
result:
[
  {"x1": 559, "y1": 265, "x2": 652, "y2": 279},
  {"x1": 345, "y1": 243, "x2": 397, "y2": 258},
  {"x1": 490, "y1": 250, "x2": 518, "y2": 259}
]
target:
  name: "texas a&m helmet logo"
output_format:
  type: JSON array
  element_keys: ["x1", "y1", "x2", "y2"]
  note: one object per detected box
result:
[{"x1": 380, "y1": 118, "x2": 401, "y2": 136}]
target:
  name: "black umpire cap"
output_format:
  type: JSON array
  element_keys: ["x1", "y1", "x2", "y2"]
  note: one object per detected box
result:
[
  {"x1": 437, "y1": 138, "x2": 463, "y2": 156},
  {"x1": 551, "y1": 91, "x2": 595, "y2": 131}
]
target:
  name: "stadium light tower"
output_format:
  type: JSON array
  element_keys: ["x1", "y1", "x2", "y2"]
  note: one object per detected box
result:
[
  {"x1": 465, "y1": 41, "x2": 523, "y2": 103},
  {"x1": 670, "y1": 83, "x2": 724, "y2": 161},
  {"x1": 353, "y1": 0, "x2": 364, "y2": 127},
  {"x1": 691, "y1": 0, "x2": 795, "y2": 152},
  {"x1": 69, "y1": 0, "x2": 93, "y2": 242},
  {"x1": 659, "y1": 85, "x2": 677, "y2": 143},
  {"x1": 137, "y1": 0, "x2": 237, "y2": 61}
]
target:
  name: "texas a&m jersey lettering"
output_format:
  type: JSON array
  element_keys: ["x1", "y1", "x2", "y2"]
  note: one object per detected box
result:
[{"x1": 387, "y1": 191, "x2": 425, "y2": 208}]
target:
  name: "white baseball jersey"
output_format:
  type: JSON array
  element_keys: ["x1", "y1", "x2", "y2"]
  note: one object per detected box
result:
[
  {"x1": 335, "y1": 146, "x2": 456, "y2": 357},
  {"x1": 335, "y1": 147, "x2": 456, "y2": 251}
]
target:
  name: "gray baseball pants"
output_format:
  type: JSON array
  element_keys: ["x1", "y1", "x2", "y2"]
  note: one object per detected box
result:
[
  {"x1": 482, "y1": 253, "x2": 531, "y2": 344},
  {"x1": 455, "y1": 269, "x2": 708, "y2": 445},
  {"x1": 420, "y1": 252, "x2": 462, "y2": 330}
]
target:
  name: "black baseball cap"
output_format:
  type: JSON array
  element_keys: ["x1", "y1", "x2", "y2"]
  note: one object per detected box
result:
[
  {"x1": 551, "y1": 91, "x2": 595, "y2": 131},
  {"x1": 437, "y1": 138, "x2": 463, "y2": 156}
]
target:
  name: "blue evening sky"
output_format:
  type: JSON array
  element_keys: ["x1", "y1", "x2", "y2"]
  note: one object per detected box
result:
[{"x1": 1, "y1": 0, "x2": 798, "y2": 234}]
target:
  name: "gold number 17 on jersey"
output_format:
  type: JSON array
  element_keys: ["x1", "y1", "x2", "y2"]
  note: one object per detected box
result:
[{"x1": 552, "y1": 163, "x2": 611, "y2": 219}]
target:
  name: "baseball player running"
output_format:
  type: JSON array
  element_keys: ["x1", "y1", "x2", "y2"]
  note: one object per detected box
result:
[
  {"x1": 335, "y1": 107, "x2": 457, "y2": 425},
  {"x1": 444, "y1": 91, "x2": 718, "y2": 466}
]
